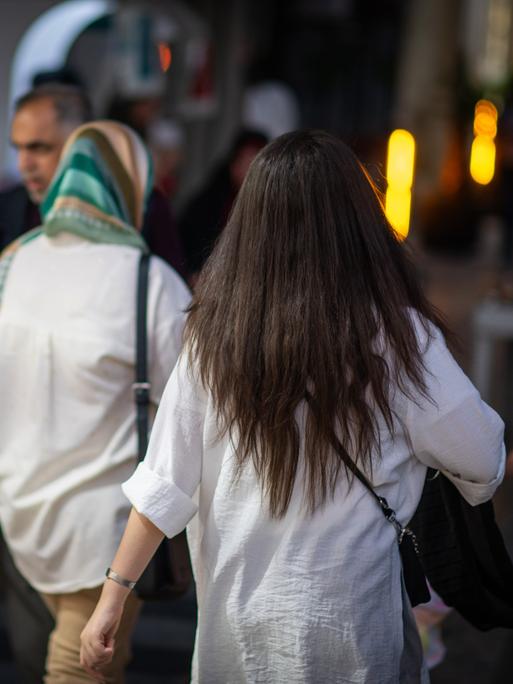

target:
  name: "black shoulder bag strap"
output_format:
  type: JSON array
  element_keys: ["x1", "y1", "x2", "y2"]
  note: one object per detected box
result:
[
  {"x1": 133, "y1": 251, "x2": 194, "y2": 601},
  {"x1": 351, "y1": 462, "x2": 430, "y2": 606},
  {"x1": 135, "y1": 252, "x2": 151, "y2": 459},
  {"x1": 314, "y1": 402, "x2": 430, "y2": 607}
]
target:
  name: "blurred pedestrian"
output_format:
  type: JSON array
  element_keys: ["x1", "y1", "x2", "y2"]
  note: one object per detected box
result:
[
  {"x1": 0, "y1": 83, "x2": 187, "y2": 683},
  {"x1": 1, "y1": 84, "x2": 187, "y2": 278},
  {"x1": 179, "y1": 128, "x2": 268, "y2": 283},
  {"x1": 81, "y1": 130, "x2": 504, "y2": 683},
  {"x1": 147, "y1": 118, "x2": 185, "y2": 200},
  {"x1": 106, "y1": 95, "x2": 161, "y2": 141},
  {"x1": 0, "y1": 82, "x2": 92, "y2": 684},
  {"x1": 0, "y1": 84, "x2": 92, "y2": 249},
  {"x1": 242, "y1": 81, "x2": 300, "y2": 140},
  {"x1": 0, "y1": 121, "x2": 190, "y2": 682},
  {"x1": 105, "y1": 96, "x2": 188, "y2": 279},
  {"x1": 242, "y1": 57, "x2": 300, "y2": 140},
  {"x1": 144, "y1": 118, "x2": 188, "y2": 279}
]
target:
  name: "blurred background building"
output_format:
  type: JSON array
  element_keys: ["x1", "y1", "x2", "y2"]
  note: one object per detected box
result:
[
  {"x1": 1, "y1": 0, "x2": 511, "y2": 219},
  {"x1": 2, "y1": 0, "x2": 513, "y2": 682},
  {"x1": 0, "y1": 0, "x2": 509, "y2": 213}
]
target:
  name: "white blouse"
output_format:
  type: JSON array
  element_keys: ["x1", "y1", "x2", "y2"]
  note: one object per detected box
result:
[
  {"x1": 123, "y1": 315, "x2": 505, "y2": 684},
  {"x1": 0, "y1": 233, "x2": 190, "y2": 593}
]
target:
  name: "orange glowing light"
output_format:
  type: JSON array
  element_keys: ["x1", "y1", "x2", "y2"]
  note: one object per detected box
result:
[
  {"x1": 474, "y1": 112, "x2": 497, "y2": 138},
  {"x1": 475, "y1": 99, "x2": 497, "y2": 118},
  {"x1": 158, "y1": 43, "x2": 172, "y2": 72},
  {"x1": 473, "y1": 100, "x2": 498, "y2": 138},
  {"x1": 470, "y1": 99, "x2": 498, "y2": 185}
]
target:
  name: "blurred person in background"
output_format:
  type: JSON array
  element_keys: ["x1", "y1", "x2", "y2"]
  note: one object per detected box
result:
[
  {"x1": 147, "y1": 118, "x2": 185, "y2": 200},
  {"x1": 178, "y1": 128, "x2": 268, "y2": 284},
  {"x1": 0, "y1": 121, "x2": 190, "y2": 682},
  {"x1": 0, "y1": 84, "x2": 92, "y2": 250},
  {"x1": 241, "y1": 57, "x2": 300, "y2": 140},
  {"x1": 143, "y1": 118, "x2": 188, "y2": 278},
  {"x1": 106, "y1": 95, "x2": 161, "y2": 141},
  {"x1": 2, "y1": 85, "x2": 187, "y2": 279},
  {"x1": 106, "y1": 96, "x2": 187, "y2": 279},
  {"x1": 0, "y1": 83, "x2": 187, "y2": 682},
  {"x1": 81, "y1": 130, "x2": 504, "y2": 684},
  {"x1": 0, "y1": 82, "x2": 92, "y2": 684}
]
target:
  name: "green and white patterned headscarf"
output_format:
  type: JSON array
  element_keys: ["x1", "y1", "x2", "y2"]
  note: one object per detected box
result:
[
  {"x1": 41, "y1": 120, "x2": 152, "y2": 248},
  {"x1": 0, "y1": 121, "x2": 153, "y2": 303}
]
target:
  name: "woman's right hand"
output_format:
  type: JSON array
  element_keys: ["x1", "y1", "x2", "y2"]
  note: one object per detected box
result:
[
  {"x1": 80, "y1": 509, "x2": 165, "y2": 679},
  {"x1": 80, "y1": 583, "x2": 128, "y2": 681}
]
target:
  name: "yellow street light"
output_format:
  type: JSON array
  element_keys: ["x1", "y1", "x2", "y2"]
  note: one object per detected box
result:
[
  {"x1": 470, "y1": 135, "x2": 496, "y2": 185},
  {"x1": 385, "y1": 129, "x2": 415, "y2": 239}
]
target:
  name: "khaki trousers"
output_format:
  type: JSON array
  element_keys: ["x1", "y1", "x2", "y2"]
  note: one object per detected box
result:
[{"x1": 41, "y1": 585, "x2": 142, "y2": 683}]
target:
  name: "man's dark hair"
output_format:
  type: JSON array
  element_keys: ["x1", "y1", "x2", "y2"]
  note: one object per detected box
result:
[
  {"x1": 14, "y1": 84, "x2": 93, "y2": 127},
  {"x1": 32, "y1": 67, "x2": 84, "y2": 89}
]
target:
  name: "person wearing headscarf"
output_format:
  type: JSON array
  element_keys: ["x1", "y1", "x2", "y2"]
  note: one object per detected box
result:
[{"x1": 0, "y1": 121, "x2": 190, "y2": 682}]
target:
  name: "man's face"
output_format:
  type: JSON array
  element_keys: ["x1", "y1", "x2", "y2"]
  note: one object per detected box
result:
[{"x1": 10, "y1": 98, "x2": 73, "y2": 204}]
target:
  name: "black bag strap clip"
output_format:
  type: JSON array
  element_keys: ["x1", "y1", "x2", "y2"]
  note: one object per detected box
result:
[
  {"x1": 353, "y1": 473, "x2": 415, "y2": 545},
  {"x1": 135, "y1": 253, "x2": 151, "y2": 460},
  {"x1": 303, "y1": 390, "x2": 424, "y2": 571},
  {"x1": 133, "y1": 382, "x2": 151, "y2": 404},
  {"x1": 340, "y1": 449, "x2": 422, "y2": 556}
]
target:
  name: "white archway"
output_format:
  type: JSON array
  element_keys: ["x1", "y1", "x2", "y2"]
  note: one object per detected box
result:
[{"x1": 6, "y1": 0, "x2": 114, "y2": 171}]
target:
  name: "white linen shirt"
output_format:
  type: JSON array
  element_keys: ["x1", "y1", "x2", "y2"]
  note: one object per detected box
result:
[
  {"x1": 123, "y1": 316, "x2": 505, "y2": 684},
  {"x1": 0, "y1": 233, "x2": 190, "y2": 593}
]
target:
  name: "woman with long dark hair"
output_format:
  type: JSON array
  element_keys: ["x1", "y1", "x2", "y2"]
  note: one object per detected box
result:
[{"x1": 80, "y1": 131, "x2": 504, "y2": 683}]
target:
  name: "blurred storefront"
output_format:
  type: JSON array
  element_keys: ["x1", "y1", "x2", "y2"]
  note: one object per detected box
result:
[
  {"x1": 0, "y1": 0, "x2": 409, "y2": 208},
  {"x1": 1, "y1": 0, "x2": 513, "y2": 235}
]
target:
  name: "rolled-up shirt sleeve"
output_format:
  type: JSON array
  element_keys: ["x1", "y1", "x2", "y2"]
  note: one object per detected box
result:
[
  {"x1": 406, "y1": 319, "x2": 505, "y2": 505},
  {"x1": 123, "y1": 351, "x2": 206, "y2": 537}
]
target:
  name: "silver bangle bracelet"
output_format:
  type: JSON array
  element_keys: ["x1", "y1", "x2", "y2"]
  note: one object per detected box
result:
[{"x1": 105, "y1": 567, "x2": 137, "y2": 590}]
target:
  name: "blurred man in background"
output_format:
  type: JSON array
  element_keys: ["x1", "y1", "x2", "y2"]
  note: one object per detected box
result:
[
  {"x1": 1, "y1": 85, "x2": 187, "y2": 278},
  {"x1": 0, "y1": 84, "x2": 92, "y2": 250}
]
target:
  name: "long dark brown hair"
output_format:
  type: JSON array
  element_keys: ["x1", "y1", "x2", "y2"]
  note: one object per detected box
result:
[{"x1": 185, "y1": 130, "x2": 447, "y2": 517}]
